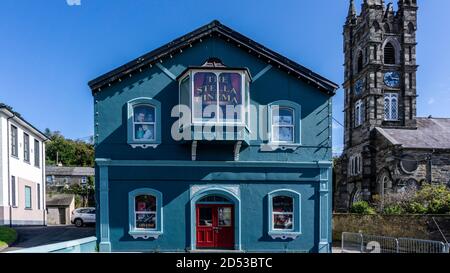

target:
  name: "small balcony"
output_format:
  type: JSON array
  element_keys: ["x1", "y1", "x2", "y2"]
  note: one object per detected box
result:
[{"x1": 176, "y1": 58, "x2": 252, "y2": 145}]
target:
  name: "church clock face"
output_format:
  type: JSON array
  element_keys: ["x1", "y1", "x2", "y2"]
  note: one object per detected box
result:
[
  {"x1": 354, "y1": 79, "x2": 364, "y2": 95},
  {"x1": 384, "y1": 71, "x2": 401, "y2": 88}
]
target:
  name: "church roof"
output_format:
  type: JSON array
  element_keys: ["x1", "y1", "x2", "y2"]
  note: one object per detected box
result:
[
  {"x1": 376, "y1": 117, "x2": 450, "y2": 150},
  {"x1": 88, "y1": 20, "x2": 338, "y2": 95}
]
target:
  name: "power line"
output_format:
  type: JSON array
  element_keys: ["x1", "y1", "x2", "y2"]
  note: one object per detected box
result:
[{"x1": 333, "y1": 117, "x2": 344, "y2": 128}]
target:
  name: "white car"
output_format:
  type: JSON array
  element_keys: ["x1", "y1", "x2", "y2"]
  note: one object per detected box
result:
[{"x1": 71, "y1": 207, "x2": 96, "y2": 227}]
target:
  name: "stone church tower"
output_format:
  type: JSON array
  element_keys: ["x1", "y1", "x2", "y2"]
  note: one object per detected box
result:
[{"x1": 338, "y1": 0, "x2": 419, "y2": 209}]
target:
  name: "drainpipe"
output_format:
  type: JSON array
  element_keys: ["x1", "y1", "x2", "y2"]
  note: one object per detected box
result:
[
  {"x1": 6, "y1": 113, "x2": 15, "y2": 227},
  {"x1": 42, "y1": 141, "x2": 47, "y2": 226}
]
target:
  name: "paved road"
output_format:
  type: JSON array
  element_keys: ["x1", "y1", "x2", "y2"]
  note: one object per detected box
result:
[{"x1": 2, "y1": 225, "x2": 95, "y2": 252}]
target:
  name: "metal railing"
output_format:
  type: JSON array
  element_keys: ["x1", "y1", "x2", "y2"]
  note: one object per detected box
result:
[{"x1": 341, "y1": 232, "x2": 449, "y2": 254}]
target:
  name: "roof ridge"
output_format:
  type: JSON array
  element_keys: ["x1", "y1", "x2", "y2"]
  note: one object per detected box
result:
[{"x1": 88, "y1": 20, "x2": 338, "y2": 95}]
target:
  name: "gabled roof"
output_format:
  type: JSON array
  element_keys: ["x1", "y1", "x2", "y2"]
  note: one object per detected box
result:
[
  {"x1": 88, "y1": 20, "x2": 338, "y2": 95},
  {"x1": 0, "y1": 103, "x2": 49, "y2": 141},
  {"x1": 376, "y1": 117, "x2": 450, "y2": 150},
  {"x1": 46, "y1": 166, "x2": 94, "y2": 177}
]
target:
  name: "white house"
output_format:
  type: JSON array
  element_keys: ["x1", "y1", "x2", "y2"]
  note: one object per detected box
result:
[{"x1": 0, "y1": 104, "x2": 48, "y2": 226}]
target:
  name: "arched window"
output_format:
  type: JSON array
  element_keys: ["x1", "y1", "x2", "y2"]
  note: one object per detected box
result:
[
  {"x1": 384, "y1": 42, "x2": 396, "y2": 64},
  {"x1": 372, "y1": 21, "x2": 381, "y2": 32},
  {"x1": 268, "y1": 100, "x2": 302, "y2": 145},
  {"x1": 268, "y1": 190, "x2": 301, "y2": 240},
  {"x1": 354, "y1": 100, "x2": 364, "y2": 127},
  {"x1": 128, "y1": 188, "x2": 163, "y2": 239},
  {"x1": 384, "y1": 23, "x2": 391, "y2": 33},
  {"x1": 357, "y1": 51, "x2": 364, "y2": 73},
  {"x1": 349, "y1": 154, "x2": 362, "y2": 176},
  {"x1": 407, "y1": 22, "x2": 415, "y2": 34},
  {"x1": 384, "y1": 93, "x2": 398, "y2": 121},
  {"x1": 127, "y1": 98, "x2": 161, "y2": 148}
]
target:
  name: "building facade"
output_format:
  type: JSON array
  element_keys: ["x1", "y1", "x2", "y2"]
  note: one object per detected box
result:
[
  {"x1": 89, "y1": 21, "x2": 338, "y2": 253},
  {"x1": 0, "y1": 104, "x2": 48, "y2": 226},
  {"x1": 336, "y1": 0, "x2": 450, "y2": 211},
  {"x1": 46, "y1": 166, "x2": 94, "y2": 192}
]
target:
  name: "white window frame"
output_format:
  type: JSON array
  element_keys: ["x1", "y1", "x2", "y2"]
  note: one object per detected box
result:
[
  {"x1": 132, "y1": 104, "x2": 156, "y2": 142},
  {"x1": 384, "y1": 93, "x2": 398, "y2": 121},
  {"x1": 191, "y1": 70, "x2": 247, "y2": 125},
  {"x1": 267, "y1": 189, "x2": 301, "y2": 240},
  {"x1": 128, "y1": 188, "x2": 163, "y2": 240},
  {"x1": 134, "y1": 199, "x2": 157, "y2": 232},
  {"x1": 270, "y1": 106, "x2": 295, "y2": 144},
  {"x1": 271, "y1": 196, "x2": 295, "y2": 232},
  {"x1": 127, "y1": 98, "x2": 161, "y2": 149}
]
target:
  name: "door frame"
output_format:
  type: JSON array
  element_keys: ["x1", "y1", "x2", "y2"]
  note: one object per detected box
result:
[
  {"x1": 190, "y1": 186, "x2": 241, "y2": 251},
  {"x1": 196, "y1": 203, "x2": 235, "y2": 249}
]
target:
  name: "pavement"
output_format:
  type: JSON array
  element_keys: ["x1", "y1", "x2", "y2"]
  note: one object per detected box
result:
[{"x1": 1, "y1": 225, "x2": 95, "y2": 252}]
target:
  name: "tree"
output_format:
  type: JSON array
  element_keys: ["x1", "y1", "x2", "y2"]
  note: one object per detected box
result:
[
  {"x1": 63, "y1": 177, "x2": 95, "y2": 208},
  {"x1": 45, "y1": 129, "x2": 94, "y2": 167}
]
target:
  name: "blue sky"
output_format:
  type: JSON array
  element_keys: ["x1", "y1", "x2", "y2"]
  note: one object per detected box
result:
[{"x1": 1, "y1": 0, "x2": 449, "y2": 153}]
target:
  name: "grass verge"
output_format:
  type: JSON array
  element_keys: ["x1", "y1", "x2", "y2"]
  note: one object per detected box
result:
[{"x1": 0, "y1": 226, "x2": 17, "y2": 249}]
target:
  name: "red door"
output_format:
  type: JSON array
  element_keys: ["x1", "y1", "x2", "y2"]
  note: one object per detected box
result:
[{"x1": 196, "y1": 204, "x2": 234, "y2": 249}]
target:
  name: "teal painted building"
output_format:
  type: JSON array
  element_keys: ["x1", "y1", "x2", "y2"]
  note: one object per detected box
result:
[{"x1": 88, "y1": 21, "x2": 338, "y2": 253}]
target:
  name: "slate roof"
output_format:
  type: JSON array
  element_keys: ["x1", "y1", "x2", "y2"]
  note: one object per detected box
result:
[
  {"x1": 46, "y1": 166, "x2": 94, "y2": 177},
  {"x1": 376, "y1": 117, "x2": 450, "y2": 149},
  {"x1": 88, "y1": 20, "x2": 339, "y2": 95},
  {"x1": 46, "y1": 194, "x2": 75, "y2": 207}
]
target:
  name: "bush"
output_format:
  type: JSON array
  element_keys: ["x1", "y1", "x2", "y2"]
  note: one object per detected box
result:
[
  {"x1": 406, "y1": 202, "x2": 428, "y2": 214},
  {"x1": 383, "y1": 204, "x2": 405, "y2": 215},
  {"x1": 350, "y1": 201, "x2": 377, "y2": 215},
  {"x1": 412, "y1": 184, "x2": 450, "y2": 214}
]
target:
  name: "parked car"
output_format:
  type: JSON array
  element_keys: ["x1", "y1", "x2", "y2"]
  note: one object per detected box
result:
[{"x1": 71, "y1": 207, "x2": 96, "y2": 227}]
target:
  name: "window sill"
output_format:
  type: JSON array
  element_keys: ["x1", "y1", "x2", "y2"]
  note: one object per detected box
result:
[
  {"x1": 129, "y1": 230, "x2": 162, "y2": 240},
  {"x1": 128, "y1": 143, "x2": 160, "y2": 149},
  {"x1": 268, "y1": 231, "x2": 301, "y2": 240},
  {"x1": 260, "y1": 143, "x2": 301, "y2": 152}
]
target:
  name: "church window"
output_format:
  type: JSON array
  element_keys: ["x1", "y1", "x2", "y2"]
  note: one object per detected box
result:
[
  {"x1": 349, "y1": 154, "x2": 362, "y2": 176},
  {"x1": 357, "y1": 51, "x2": 363, "y2": 73},
  {"x1": 384, "y1": 93, "x2": 398, "y2": 121},
  {"x1": 384, "y1": 42, "x2": 396, "y2": 65},
  {"x1": 354, "y1": 100, "x2": 364, "y2": 127}
]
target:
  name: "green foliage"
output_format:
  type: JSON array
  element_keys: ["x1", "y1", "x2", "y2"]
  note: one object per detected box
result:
[
  {"x1": 412, "y1": 184, "x2": 450, "y2": 214},
  {"x1": 45, "y1": 129, "x2": 94, "y2": 167},
  {"x1": 63, "y1": 176, "x2": 95, "y2": 208},
  {"x1": 0, "y1": 227, "x2": 17, "y2": 248},
  {"x1": 350, "y1": 201, "x2": 377, "y2": 215},
  {"x1": 406, "y1": 202, "x2": 428, "y2": 214},
  {"x1": 379, "y1": 184, "x2": 450, "y2": 215},
  {"x1": 383, "y1": 204, "x2": 405, "y2": 215}
]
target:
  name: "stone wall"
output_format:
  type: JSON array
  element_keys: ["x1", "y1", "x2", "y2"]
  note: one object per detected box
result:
[{"x1": 333, "y1": 213, "x2": 450, "y2": 242}]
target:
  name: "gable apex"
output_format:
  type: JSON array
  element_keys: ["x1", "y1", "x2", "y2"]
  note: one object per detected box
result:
[{"x1": 88, "y1": 20, "x2": 338, "y2": 96}]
